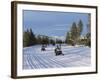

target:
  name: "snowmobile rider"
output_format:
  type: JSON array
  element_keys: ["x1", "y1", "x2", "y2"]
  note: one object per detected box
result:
[{"x1": 54, "y1": 45, "x2": 64, "y2": 56}]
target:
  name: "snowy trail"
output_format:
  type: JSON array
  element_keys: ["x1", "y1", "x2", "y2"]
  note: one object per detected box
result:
[{"x1": 23, "y1": 45, "x2": 91, "y2": 69}]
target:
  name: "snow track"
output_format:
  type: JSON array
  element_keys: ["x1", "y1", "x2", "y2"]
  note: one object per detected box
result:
[{"x1": 23, "y1": 45, "x2": 91, "y2": 69}]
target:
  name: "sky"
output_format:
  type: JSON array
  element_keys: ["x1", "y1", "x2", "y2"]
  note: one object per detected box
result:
[{"x1": 23, "y1": 10, "x2": 89, "y2": 40}]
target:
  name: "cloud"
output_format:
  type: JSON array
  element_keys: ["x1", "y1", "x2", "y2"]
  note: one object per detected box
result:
[
  {"x1": 54, "y1": 24, "x2": 70, "y2": 27},
  {"x1": 46, "y1": 23, "x2": 71, "y2": 31}
]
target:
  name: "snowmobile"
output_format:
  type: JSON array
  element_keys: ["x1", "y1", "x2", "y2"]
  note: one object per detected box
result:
[
  {"x1": 54, "y1": 45, "x2": 64, "y2": 56},
  {"x1": 41, "y1": 45, "x2": 46, "y2": 51}
]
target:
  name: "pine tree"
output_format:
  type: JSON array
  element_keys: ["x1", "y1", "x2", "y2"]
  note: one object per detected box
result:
[
  {"x1": 56, "y1": 39, "x2": 62, "y2": 44},
  {"x1": 23, "y1": 28, "x2": 36, "y2": 47},
  {"x1": 23, "y1": 29, "x2": 31, "y2": 47},
  {"x1": 77, "y1": 20, "x2": 83, "y2": 44},
  {"x1": 71, "y1": 22, "x2": 78, "y2": 44},
  {"x1": 86, "y1": 14, "x2": 91, "y2": 47},
  {"x1": 37, "y1": 35, "x2": 42, "y2": 44},
  {"x1": 29, "y1": 28, "x2": 36, "y2": 45},
  {"x1": 65, "y1": 32, "x2": 72, "y2": 44},
  {"x1": 78, "y1": 20, "x2": 83, "y2": 36}
]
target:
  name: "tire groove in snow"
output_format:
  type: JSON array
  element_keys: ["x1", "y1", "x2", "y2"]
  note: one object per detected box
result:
[{"x1": 33, "y1": 55, "x2": 53, "y2": 68}]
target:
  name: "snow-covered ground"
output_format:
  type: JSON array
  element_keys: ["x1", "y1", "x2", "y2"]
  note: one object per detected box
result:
[{"x1": 23, "y1": 44, "x2": 91, "y2": 69}]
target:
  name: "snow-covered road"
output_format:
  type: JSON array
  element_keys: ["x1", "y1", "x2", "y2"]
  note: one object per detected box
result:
[{"x1": 23, "y1": 45, "x2": 91, "y2": 69}]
